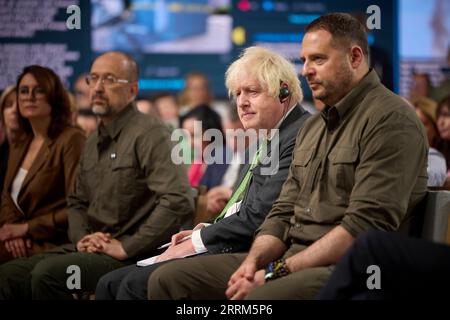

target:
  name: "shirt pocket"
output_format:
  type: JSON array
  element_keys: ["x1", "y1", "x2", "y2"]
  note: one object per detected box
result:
[
  {"x1": 328, "y1": 147, "x2": 359, "y2": 204},
  {"x1": 292, "y1": 148, "x2": 315, "y2": 193},
  {"x1": 111, "y1": 154, "x2": 139, "y2": 194},
  {"x1": 80, "y1": 158, "x2": 98, "y2": 196}
]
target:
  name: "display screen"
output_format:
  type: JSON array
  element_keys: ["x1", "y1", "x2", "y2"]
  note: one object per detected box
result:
[{"x1": 0, "y1": 0, "x2": 400, "y2": 99}]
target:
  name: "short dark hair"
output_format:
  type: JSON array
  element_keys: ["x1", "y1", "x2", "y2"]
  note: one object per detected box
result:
[
  {"x1": 437, "y1": 95, "x2": 450, "y2": 119},
  {"x1": 16, "y1": 65, "x2": 72, "y2": 139},
  {"x1": 180, "y1": 104, "x2": 224, "y2": 145},
  {"x1": 305, "y1": 13, "x2": 369, "y2": 60}
]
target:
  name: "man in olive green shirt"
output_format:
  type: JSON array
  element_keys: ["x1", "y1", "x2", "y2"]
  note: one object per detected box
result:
[
  {"x1": 147, "y1": 13, "x2": 428, "y2": 300},
  {"x1": 0, "y1": 52, "x2": 193, "y2": 300}
]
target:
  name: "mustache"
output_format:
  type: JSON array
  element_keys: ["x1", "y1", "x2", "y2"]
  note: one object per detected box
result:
[
  {"x1": 306, "y1": 78, "x2": 322, "y2": 84},
  {"x1": 92, "y1": 94, "x2": 107, "y2": 100}
]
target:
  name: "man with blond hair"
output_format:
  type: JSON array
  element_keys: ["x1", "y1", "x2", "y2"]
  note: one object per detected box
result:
[{"x1": 95, "y1": 46, "x2": 310, "y2": 300}]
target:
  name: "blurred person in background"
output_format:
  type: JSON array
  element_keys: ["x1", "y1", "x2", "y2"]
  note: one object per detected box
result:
[
  {"x1": 136, "y1": 96, "x2": 160, "y2": 118},
  {"x1": 432, "y1": 47, "x2": 450, "y2": 103},
  {"x1": 152, "y1": 92, "x2": 180, "y2": 131},
  {"x1": 180, "y1": 105, "x2": 229, "y2": 190},
  {"x1": 409, "y1": 72, "x2": 434, "y2": 100},
  {"x1": 72, "y1": 73, "x2": 98, "y2": 136},
  {"x1": 0, "y1": 85, "x2": 20, "y2": 203},
  {"x1": 179, "y1": 72, "x2": 214, "y2": 115},
  {"x1": 410, "y1": 96, "x2": 446, "y2": 187},
  {"x1": 436, "y1": 96, "x2": 450, "y2": 188},
  {"x1": 206, "y1": 104, "x2": 245, "y2": 216}
]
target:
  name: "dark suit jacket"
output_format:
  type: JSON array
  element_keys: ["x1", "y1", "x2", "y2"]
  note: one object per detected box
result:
[
  {"x1": 0, "y1": 127, "x2": 85, "y2": 253},
  {"x1": 201, "y1": 105, "x2": 310, "y2": 253}
]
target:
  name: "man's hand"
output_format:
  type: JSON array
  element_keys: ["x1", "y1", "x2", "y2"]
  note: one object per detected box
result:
[
  {"x1": 228, "y1": 257, "x2": 258, "y2": 287},
  {"x1": 226, "y1": 269, "x2": 265, "y2": 300},
  {"x1": 156, "y1": 238, "x2": 195, "y2": 263},
  {"x1": 76, "y1": 233, "x2": 127, "y2": 260},
  {"x1": 4, "y1": 237, "x2": 32, "y2": 258},
  {"x1": 0, "y1": 223, "x2": 29, "y2": 241},
  {"x1": 76, "y1": 232, "x2": 111, "y2": 252},
  {"x1": 170, "y1": 229, "x2": 193, "y2": 247},
  {"x1": 100, "y1": 238, "x2": 128, "y2": 260},
  {"x1": 207, "y1": 186, "x2": 232, "y2": 214}
]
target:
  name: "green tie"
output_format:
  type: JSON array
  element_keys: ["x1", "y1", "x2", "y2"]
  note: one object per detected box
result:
[{"x1": 214, "y1": 140, "x2": 266, "y2": 223}]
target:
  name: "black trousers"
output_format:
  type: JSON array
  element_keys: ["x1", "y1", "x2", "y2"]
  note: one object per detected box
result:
[
  {"x1": 317, "y1": 230, "x2": 450, "y2": 299},
  {"x1": 95, "y1": 253, "x2": 208, "y2": 300}
]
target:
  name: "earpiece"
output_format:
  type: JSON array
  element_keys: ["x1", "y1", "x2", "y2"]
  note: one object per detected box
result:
[{"x1": 279, "y1": 83, "x2": 290, "y2": 102}]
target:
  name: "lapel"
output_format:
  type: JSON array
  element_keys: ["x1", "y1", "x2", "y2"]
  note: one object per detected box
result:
[
  {"x1": 232, "y1": 162, "x2": 251, "y2": 193},
  {"x1": 257, "y1": 105, "x2": 305, "y2": 172},
  {"x1": 20, "y1": 137, "x2": 53, "y2": 195},
  {"x1": 4, "y1": 135, "x2": 32, "y2": 191},
  {"x1": 6, "y1": 135, "x2": 55, "y2": 206}
]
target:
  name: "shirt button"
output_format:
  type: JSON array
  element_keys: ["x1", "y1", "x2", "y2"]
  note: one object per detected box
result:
[
  {"x1": 295, "y1": 223, "x2": 301, "y2": 228},
  {"x1": 306, "y1": 207, "x2": 311, "y2": 214},
  {"x1": 110, "y1": 153, "x2": 117, "y2": 160}
]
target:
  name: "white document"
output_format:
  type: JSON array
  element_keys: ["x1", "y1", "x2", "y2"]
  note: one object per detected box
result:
[{"x1": 136, "y1": 252, "x2": 201, "y2": 267}]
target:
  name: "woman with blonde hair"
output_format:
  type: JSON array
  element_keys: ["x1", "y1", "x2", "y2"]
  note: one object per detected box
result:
[{"x1": 0, "y1": 85, "x2": 20, "y2": 203}]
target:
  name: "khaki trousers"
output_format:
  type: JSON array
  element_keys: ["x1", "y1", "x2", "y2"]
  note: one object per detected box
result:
[{"x1": 148, "y1": 253, "x2": 334, "y2": 300}]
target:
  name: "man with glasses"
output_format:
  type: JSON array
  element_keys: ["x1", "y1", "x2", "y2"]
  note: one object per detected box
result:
[{"x1": 0, "y1": 51, "x2": 194, "y2": 300}]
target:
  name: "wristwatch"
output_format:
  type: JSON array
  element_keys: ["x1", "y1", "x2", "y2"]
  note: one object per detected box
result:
[{"x1": 264, "y1": 258, "x2": 290, "y2": 282}]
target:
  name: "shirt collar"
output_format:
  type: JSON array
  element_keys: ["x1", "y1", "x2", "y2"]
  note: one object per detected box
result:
[
  {"x1": 268, "y1": 104, "x2": 296, "y2": 140},
  {"x1": 320, "y1": 69, "x2": 380, "y2": 131},
  {"x1": 98, "y1": 102, "x2": 137, "y2": 141}
]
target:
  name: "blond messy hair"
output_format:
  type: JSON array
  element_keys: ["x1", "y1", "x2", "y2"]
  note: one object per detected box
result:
[{"x1": 225, "y1": 46, "x2": 303, "y2": 105}]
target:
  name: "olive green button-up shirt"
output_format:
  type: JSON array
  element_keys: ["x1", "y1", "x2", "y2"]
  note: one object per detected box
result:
[
  {"x1": 67, "y1": 104, "x2": 194, "y2": 258},
  {"x1": 257, "y1": 70, "x2": 428, "y2": 254}
]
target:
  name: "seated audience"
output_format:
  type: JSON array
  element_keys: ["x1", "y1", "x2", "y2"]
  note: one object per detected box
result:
[
  {"x1": 146, "y1": 12, "x2": 428, "y2": 300},
  {"x1": 0, "y1": 66, "x2": 86, "y2": 263},
  {"x1": 95, "y1": 45, "x2": 310, "y2": 300},
  {"x1": 0, "y1": 51, "x2": 193, "y2": 299}
]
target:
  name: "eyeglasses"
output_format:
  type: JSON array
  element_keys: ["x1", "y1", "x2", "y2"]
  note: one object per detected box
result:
[
  {"x1": 18, "y1": 86, "x2": 46, "y2": 98},
  {"x1": 85, "y1": 74, "x2": 130, "y2": 87}
]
